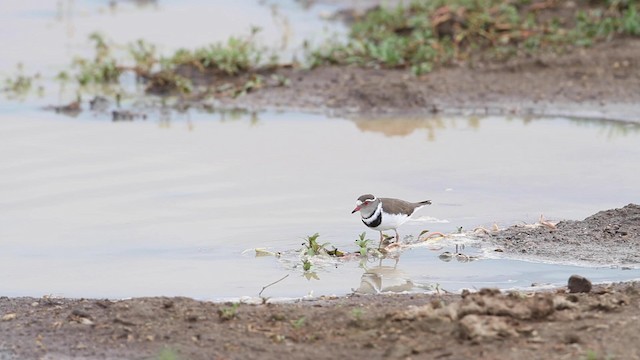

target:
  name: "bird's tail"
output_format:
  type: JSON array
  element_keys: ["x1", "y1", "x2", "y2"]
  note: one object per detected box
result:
[{"x1": 418, "y1": 200, "x2": 432, "y2": 206}]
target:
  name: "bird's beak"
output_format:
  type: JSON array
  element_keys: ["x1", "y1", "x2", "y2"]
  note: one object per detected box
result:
[{"x1": 351, "y1": 206, "x2": 360, "y2": 214}]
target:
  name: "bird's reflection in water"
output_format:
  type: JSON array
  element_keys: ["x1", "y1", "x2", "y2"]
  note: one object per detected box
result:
[
  {"x1": 355, "y1": 242, "x2": 480, "y2": 294},
  {"x1": 438, "y1": 244, "x2": 479, "y2": 263},
  {"x1": 354, "y1": 257, "x2": 417, "y2": 294}
]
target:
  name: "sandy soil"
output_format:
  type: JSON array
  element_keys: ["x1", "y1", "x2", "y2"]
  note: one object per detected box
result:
[{"x1": 5, "y1": 1, "x2": 640, "y2": 359}]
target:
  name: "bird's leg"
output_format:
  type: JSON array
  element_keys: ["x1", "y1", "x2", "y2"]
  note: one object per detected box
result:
[
  {"x1": 395, "y1": 229, "x2": 400, "y2": 243},
  {"x1": 378, "y1": 231, "x2": 384, "y2": 248}
]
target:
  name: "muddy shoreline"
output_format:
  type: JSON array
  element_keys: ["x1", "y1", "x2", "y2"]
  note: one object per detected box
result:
[
  {"x1": 1, "y1": 204, "x2": 639, "y2": 359},
  {"x1": 208, "y1": 38, "x2": 640, "y2": 123}
]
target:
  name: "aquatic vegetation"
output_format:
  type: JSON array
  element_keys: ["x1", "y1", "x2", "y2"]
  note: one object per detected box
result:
[
  {"x1": 308, "y1": 0, "x2": 640, "y2": 74},
  {"x1": 302, "y1": 233, "x2": 330, "y2": 256},
  {"x1": 355, "y1": 232, "x2": 371, "y2": 256}
]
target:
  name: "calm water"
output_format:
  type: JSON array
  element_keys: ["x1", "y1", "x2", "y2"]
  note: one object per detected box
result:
[
  {"x1": 1, "y1": 1, "x2": 639, "y2": 301},
  {"x1": 0, "y1": 109, "x2": 639, "y2": 300},
  {"x1": 0, "y1": 0, "x2": 344, "y2": 76}
]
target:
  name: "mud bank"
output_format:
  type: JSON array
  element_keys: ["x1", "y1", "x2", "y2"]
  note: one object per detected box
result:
[
  {"x1": 485, "y1": 204, "x2": 640, "y2": 267},
  {"x1": 212, "y1": 39, "x2": 640, "y2": 122}
]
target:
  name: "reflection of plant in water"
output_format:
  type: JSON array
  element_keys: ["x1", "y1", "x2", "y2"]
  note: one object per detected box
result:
[
  {"x1": 2, "y1": 63, "x2": 42, "y2": 99},
  {"x1": 569, "y1": 118, "x2": 640, "y2": 139}
]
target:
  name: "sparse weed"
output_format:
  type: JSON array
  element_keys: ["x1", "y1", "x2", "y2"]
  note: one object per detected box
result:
[
  {"x1": 156, "y1": 347, "x2": 179, "y2": 360},
  {"x1": 291, "y1": 316, "x2": 306, "y2": 328},
  {"x1": 172, "y1": 27, "x2": 264, "y2": 75},
  {"x1": 128, "y1": 39, "x2": 158, "y2": 73},
  {"x1": 351, "y1": 307, "x2": 364, "y2": 320},
  {"x1": 73, "y1": 32, "x2": 122, "y2": 86},
  {"x1": 218, "y1": 303, "x2": 240, "y2": 321},
  {"x1": 60, "y1": 28, "x2": 270, "y2": 96},
  {"x1": 308, "y1": 0, "x2": 640, "y2": 74}
]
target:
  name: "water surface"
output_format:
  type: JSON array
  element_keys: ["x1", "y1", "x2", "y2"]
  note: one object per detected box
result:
[
  {"x1": 1, "y1": 110, "x2": 638, "y2": 300},
  {"x1": 1, "y1": 0, "x2": 639, "y2": 301}
]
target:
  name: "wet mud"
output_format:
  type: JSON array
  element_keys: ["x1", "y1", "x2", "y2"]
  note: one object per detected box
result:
[{"x1": 485, "y1": 204, "x2": 640, "y2": 267}]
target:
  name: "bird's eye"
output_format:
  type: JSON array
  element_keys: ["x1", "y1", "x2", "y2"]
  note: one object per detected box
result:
[{"x1": 363, "y1": 201, "x2": 369, "y2": 205}]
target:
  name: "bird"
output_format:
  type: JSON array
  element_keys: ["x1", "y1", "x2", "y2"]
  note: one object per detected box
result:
[{"x1": 351, "y1": 194, "x2": 432, "y2": 248}]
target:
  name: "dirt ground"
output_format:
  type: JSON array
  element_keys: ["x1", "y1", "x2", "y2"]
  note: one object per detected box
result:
[
  {"x1": 1, "y1": 280, "x2": 639, "y2": 359},
  {"x1": 5, "y1": 1, "x2": 640, "y2": 359},
  {"x1": 484, "y1": 204, "x2": 640, "y2": 267},
  {"x1": 214, "y1": 37, "x2": 640, "y2": 123}
]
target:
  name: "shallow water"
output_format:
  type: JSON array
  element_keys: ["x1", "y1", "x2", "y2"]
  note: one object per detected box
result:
[
  {"x1": 0, "y1": 108, "x2": 639, "y2": 300},
  {"x1": 0, "y1": 0, "x2": 344, "y2": 77}
]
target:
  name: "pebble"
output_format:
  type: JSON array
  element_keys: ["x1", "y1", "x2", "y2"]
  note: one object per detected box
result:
[{"x1": 568, "y1": 275, "x2": 592, "y2": 293}]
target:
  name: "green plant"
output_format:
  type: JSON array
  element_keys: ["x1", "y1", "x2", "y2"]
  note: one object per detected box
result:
[
  {"x1": 218, "y1": 303, "x2": 240, "y2": 321},
  {"x1": 172, "y1": 27, "x2": 264, "y2": 75},
  {"x1": 156, "y1": 347, "x2": 179, "y2": 360},
  {"x1": 232, "y1": 75, "x2": 263, "y2": 98},
  {"x1": 302, "y1": 259, "x2": 312, "y2": 271},
  {"x1": 291, "y1": 316, "x2": 306, "y2": 328},
  {"x1": 351, "y1": 307, "x2": 364, "y2": 320},
  {"x1": 302, "y1": 233, "x2": 331, "y2": 256},
  {"x1": 128, "y1": 39, "x2": 158, "y2": 73},
  {"x1": 73, "y1": 32, "x2": 123, "y2": 86},
  {"x1": 308, "y1": 0, "x2": 640, "y2": 74},
  {"x1": 355, "y1": 232, "x2": 371, "y2": 256}
]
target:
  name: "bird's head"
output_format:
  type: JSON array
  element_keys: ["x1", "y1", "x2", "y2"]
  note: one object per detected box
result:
[{"x1": 351, "y1": 194, "x2": 378, "y2": 214}]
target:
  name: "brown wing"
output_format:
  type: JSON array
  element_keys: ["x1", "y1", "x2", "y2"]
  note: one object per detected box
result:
[{"x1": 379, "y1": 198, "x2": 416, "y2": 215}]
